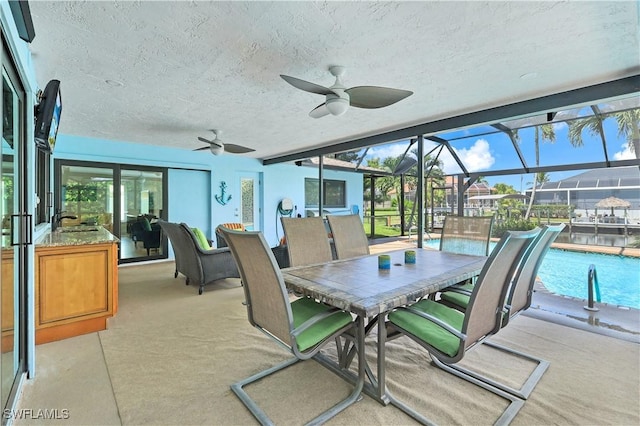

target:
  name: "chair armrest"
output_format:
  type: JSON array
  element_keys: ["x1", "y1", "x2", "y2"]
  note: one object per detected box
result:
[
  {"x1": 443, "y1": 286, "x2": 472, "y2": 296},
  {"x1": 195, "y1": 245, "x2": 233, "y2": 256}
]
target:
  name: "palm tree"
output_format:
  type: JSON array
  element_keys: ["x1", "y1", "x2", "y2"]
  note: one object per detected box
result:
[
  {"x1": 524, "y1": 125, "x2": 556, "y2": 220},
  {"x1": 568, "y1": 109, "x2": 640, "y2": 159}
]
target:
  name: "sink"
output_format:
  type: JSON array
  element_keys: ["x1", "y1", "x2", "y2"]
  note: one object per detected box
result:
[{"x1": 57, "y1": 226, "x2": 100, "y2": 233}]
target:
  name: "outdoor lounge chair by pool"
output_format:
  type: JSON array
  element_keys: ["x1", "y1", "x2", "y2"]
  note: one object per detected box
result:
[
  {"x1": 220, "y1": 227, "x2": 363, "y2": 425},
  {"x1": 386, "y1": 228, "x2": 541, "y2": 425}
]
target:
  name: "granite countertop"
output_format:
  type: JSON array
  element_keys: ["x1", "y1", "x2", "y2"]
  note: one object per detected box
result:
[{"x1": 35, "y1": 226, "x2": 120, "y2": 247}]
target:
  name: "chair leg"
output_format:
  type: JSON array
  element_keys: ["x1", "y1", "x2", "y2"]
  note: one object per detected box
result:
[
  {"x1": 231, "y1": 348, "x2": 364, "y2": 426},
  {"x1": 231, "y1": 358, "x2": 299, "y2": 425},
  {"x1": 428, "y1": 355, "x2": 525, "y2": 425},
  {"x1": 436, "y1": 340, "x2": 550, "y2": 399},
  {"x1": 174, "y1": 269, "x2": 178, "y2": 278}
]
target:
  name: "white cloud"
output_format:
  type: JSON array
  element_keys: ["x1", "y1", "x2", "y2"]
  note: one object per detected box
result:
[
  {"x1": 366, "y1": 143, "x2": 409, "y2": 160},
  {"x1": 613, "y1": 143, "x2": 635, "y2": 160},
  {"x1": 363, "y1": 138, "x2": 495, "y2": 174},
  {"x1": 552, "y1": 121, "x2": 568, "y2": 132},
  {"x1": 441, "y1": 139, "x2": 495, "y2": 174}
]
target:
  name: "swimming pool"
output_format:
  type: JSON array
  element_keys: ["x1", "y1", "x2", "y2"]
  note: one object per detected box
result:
[{"x1": 424, "y1": 240, "x2": 640, "y2": 309}]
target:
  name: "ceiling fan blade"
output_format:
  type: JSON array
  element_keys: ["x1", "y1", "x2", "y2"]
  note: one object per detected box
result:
[
  {"x1": 198, "y1": 136, "x2": 212, "y2": 144},
  {"x1": 309, "y1": 103, "x2": 331, "y2": 119},
  {"x1": 223, "y1": 143, "x2": 255, "y2": 154},
  {"x1": 194, "y1": 146, "x2": 210, "y2": 151},
  {"x1": 345, "y1": 86, "x2": 413, "y2": 109},
  {"x1": 280, "y1": 74, "x2": 337, "y2": 96}
]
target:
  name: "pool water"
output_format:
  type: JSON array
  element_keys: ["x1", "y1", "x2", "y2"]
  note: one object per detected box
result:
[{"x1": 424, "y1": 239, "x2": 640, "y2": 309}]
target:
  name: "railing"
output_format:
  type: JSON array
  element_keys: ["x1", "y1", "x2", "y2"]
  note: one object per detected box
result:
[{"x1": 583, "y1": 264, "x2": 601, "y2": 312}]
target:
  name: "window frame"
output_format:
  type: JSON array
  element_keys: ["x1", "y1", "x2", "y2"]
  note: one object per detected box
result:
[{"x1": 305, "y1": 178, "x2": 347, "y2": 208}]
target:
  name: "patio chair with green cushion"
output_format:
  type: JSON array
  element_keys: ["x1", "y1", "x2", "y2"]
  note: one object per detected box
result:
[
  {"x1": 157, "y1": 220, "x2": 240, "y2": 295},
  {"x1": 220, "y1": 227, "x2": 364, "y2": 425},
  {"x1": 281, "y1": 217, "x2": 334, "y2": 267},
  {"x1": 432, "y1": 215, "x2": 495, "y2": 292},
  {"x1": 385, "y1": 228, "x2": 541, "y2": 425},
  {"x1": 438, "y1": 224, "x2": 566, "y2": 399},
  {"x1": 327, "y1": 214, "x2": 370, "y2": 259},
  {"x1": 439, "y1": 215, "x2": 495, "y2": 256}
]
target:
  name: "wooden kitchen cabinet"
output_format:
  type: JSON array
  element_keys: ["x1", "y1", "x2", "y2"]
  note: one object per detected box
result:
[
  {"x1": 35, "y1": 242, "x2": 118, "y2": 344},
  {"x1": 2, "y1": 227, "x2": 119, "y2": 345}
]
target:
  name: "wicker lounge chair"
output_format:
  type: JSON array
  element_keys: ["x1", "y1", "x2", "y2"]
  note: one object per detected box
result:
[
  {"x1": 327, "y1": 214, "x2": 370, "y2": 259},
  {"x1": 214, "y1": 222, "x2": 246, "y2": 248},
  {"x1": 386, "y1": 228, "x2": 541, "y2": 424},
  {"x1": 220, "y1": 227, "x2": 364, "y2": 425},
  {"x1": 157, "y1": 220, "x2": 240, "y2": 295}
]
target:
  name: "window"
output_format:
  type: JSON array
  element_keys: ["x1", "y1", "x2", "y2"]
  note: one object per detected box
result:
[{"x1": 305, "y1": 178, "x2": 346, "y2": 208}]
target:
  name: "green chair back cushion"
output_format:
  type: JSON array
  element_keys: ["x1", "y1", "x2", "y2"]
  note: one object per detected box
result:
[
  {"x1": 388, "y1": 299, "x2": 464, "y2": 357},
  {"x1": 291, "y1": 297, "x2": 352, "y2": 352},
  {"x1": 191, "y1": 227, "x2": 211, "y2": 250},
  {"x1": 141, "y1": 217, "x2": 152, "y2": 231}
]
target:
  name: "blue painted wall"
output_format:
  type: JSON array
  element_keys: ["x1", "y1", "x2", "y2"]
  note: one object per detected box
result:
[{"x1": 53, "y1": 134, "x2": 363, "y2": 250}]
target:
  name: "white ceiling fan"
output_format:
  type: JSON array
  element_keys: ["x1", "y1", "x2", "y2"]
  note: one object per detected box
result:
[
  {"x1": 280, "y1": 65, "x2": 413, "y2": 118},
  {"x1": 195, "y1": 129, "x2": 255, "y2": 155}
]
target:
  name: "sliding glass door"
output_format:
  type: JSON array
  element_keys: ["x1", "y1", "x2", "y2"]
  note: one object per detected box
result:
[
  {"x1": 55, "y1": 161, "x2": 167, "y2": 263},
  {"x1": 120, "y1": 168, "x2": 165, "y2": 262},
  {"x1": 1, "y1": 40, "x2": 28, "y2": 415}
]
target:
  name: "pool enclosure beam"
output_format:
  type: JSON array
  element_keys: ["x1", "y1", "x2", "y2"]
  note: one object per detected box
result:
[{"x1": 262, "y1": 75, "x2": 640, "y2": 170}]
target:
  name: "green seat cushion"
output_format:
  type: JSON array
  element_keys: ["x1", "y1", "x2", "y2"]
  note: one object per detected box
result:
[
  {"x1": 440, "y1": 282, "x2": 474, "y2": 309},
  {"x1": 291, "y1": 297, "x2": 352, "y2": 352},
  {"x1": 440, "y1": 290, "x2": 471, "y2": 309},
  {"x1": 191, "y1": 227, "x2": 211, "y2": 250},
  {"x1": 388, "y1": 299, "x2": 465, "y2": 357}
]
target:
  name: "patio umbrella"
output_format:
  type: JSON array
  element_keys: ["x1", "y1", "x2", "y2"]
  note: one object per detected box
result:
[{"x1": 595, "y1": 196, "x2": 631, "y2": 215}]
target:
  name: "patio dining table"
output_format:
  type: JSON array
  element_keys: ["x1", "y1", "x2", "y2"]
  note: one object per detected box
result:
[{"x1": 282, "y1": 248, "x2": 486, "y2": 406}]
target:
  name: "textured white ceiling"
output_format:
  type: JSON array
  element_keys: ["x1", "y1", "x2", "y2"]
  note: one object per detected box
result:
[{"x1": 27, "y1": 1, "x2": 640, "y2": 161}]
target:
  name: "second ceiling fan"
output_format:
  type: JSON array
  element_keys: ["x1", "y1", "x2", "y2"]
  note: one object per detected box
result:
[
  {"x1": 195, "y1": 130, "x2": 255, "y2": 155},
  {"x1": 280, "y1": 65, "x2": 413, "y2": 118}
]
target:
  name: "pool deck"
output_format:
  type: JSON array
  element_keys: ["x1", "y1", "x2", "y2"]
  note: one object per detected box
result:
[
  {"x1": 550, "y1": 241, "x2": 639, "y2": 257},
  {"x1": 369, "y1": 236, "x2": 640, "y2": 343}
]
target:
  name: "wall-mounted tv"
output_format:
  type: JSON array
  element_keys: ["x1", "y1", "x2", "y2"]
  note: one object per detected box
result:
[{"x1": 34, "y1": 79, "x2": 61, "y2": 153}]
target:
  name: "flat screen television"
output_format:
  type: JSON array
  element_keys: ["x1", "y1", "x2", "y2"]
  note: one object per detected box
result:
[{"x1": 34, "y1": 79, "x2": 61, "y2": 152}]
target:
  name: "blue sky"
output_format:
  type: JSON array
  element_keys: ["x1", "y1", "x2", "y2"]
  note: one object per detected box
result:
[{"x1": 363, "y1": 114, "x2": 636, "y2": 191}]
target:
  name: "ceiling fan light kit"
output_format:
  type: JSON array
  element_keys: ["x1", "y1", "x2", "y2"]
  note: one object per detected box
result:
[
  {"x1": 194, "y1": 129, "x2": 255, "y2": 156},
  {"x1": 326, "y1": 96, "x2": 349, "y2": 116},
  {"x1": 281, "y1": 65, "x2": 413, "y2": 119},
  {"x1": 209, "y1": 143, "x2": 224, "y2": 156}
]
